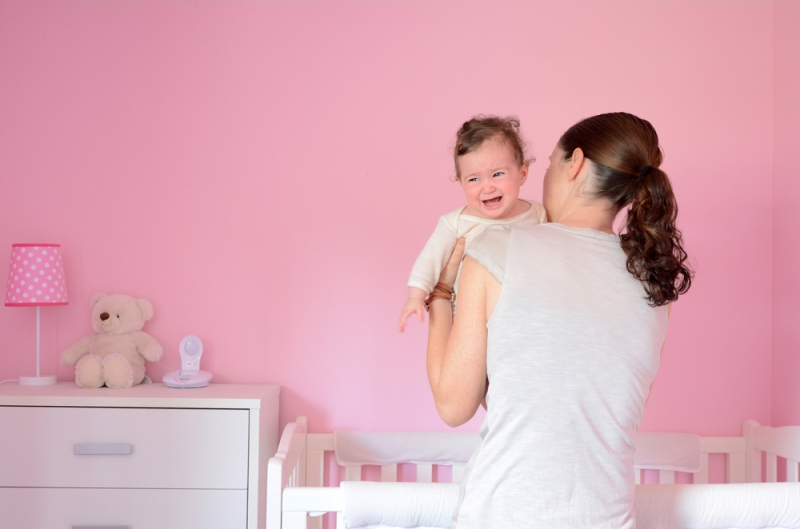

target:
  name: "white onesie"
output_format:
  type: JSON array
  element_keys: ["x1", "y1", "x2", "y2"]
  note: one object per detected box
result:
[{"x1": 407, "y1": 200, "x2": 547, "y2": 294}]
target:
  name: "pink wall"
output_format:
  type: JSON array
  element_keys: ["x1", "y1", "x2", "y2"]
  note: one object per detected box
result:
[
  {"x1": 771, "y1": 0, "x2": 800, "y2": 427},
  {"x1": 0, "y1": 1, "x2": 777, "y2": 435}
]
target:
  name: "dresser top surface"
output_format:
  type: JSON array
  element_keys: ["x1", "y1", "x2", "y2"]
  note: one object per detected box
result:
[{"x1": 0, "y1": 381, "x2": 279, "y2": 409}]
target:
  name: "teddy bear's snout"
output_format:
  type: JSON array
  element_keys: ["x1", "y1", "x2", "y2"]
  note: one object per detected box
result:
[{"x1": 100, "y1": 312, "x2": 110, "y2": 321}]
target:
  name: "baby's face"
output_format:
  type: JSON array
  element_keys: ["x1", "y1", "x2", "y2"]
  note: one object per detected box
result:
[{"x1": 457, "y1": 136, "x2": 528, "y2": 220}]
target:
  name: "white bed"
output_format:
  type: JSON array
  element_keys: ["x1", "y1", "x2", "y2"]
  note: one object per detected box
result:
[{"x1": 267, "y1": 418, "x2": 800, "y2": 529}]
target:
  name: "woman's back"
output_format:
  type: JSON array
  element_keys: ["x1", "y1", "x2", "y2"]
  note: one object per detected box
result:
[
  {"x1": 428, "y1": 112, "x2": 691, "y2": 529},
  {"x1": 455, "y1": 223, "x2": 668, "y2": 529}
]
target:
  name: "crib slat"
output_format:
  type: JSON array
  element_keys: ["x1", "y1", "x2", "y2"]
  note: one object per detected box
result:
[
  {"x1": 743, "y1": 420, "x2": 762, "y2": 483},
  {"x1": 727, "y1": 451, "x2": 746, "y2": 483},
  {"x1": 417, "y1": 464, "x2": 433, "y2": 483},
  {"x1": 766, "y1": 452, "x2": 778, "y2": 482},
  {"x1": 788, "y1": 460, "x2": 799, "y2": 483},
  {"x1": 694, "y1": 452, "x2": 709, "y2": 484},
  {"x1": 306, "y1": 433, "x2": 333, "y2": 488},
  {"x1": 296, "y1": 417, "x2": 308, "y2": 488},
  {"x1": 308, "y1": 509, "x2": 322, "y2": 529},
  {"x1": 634, "y1": 469, "x2": 641, "y2": 484},
  {"x1": 452, "y1": 465, "x2": 466, "y2": 483},
  {"x1": 305, "y1": 447, "x2": 324, "y2": 529},
  {"x1": 659, "y1": 470, "x2": 675, "y2": 484},
  {"x1": 306, "y1": 448, "x2": 324, "y2": 487},
  {"x1": 346, "y1": 465, "x2": 362, "y2": 481},
  {"x1": 381, "y1": 463, "x2": 398, "y2": 482}
]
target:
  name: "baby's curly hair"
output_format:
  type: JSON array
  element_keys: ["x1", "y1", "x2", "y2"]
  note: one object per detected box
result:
[{"x1": 454, "y1": 116, "x2": 528, "y2": 179}]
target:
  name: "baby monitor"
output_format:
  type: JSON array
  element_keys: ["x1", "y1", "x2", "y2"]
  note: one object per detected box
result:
[
  {"x1": 179, "y1": 334, "x2": 203, "y2": 373},
  {"x1": 163, "y1": 335, "x2": 213, "y2": 388}
]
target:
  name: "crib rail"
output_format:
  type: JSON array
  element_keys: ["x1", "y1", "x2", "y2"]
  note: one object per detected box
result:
[
  {"x1": 267, "y1": 418, "x2": 308, "y2": 529},
  {"x1": 305, "y1": 432, "x2": 469, "y2": 485},
  {"x1": 744, "y1": 419, "x2": 800, "y2": 483},
  {"x1": 267, "y1": 418, "x2": 799, "y2": 529},
  {"x1": 282, "y1": 486, "x2": 344, "y2": 529},
  {"x1": 633, "y1": 436, "x2": 747, "y2": 484}
]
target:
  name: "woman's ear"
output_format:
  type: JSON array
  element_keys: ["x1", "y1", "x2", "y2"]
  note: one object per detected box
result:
[{"x1": 567, "y1": 148, "x2": 585, "y2": 180}]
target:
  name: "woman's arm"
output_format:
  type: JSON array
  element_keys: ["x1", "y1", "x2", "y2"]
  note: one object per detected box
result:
[{"x1": 427, "y1": 240, "x2": 495, "y2": 427}]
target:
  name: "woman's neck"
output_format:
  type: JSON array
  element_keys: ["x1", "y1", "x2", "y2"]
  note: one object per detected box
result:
[{"x1": 550, "y1": 202, "x2": 616, "y2": 234}]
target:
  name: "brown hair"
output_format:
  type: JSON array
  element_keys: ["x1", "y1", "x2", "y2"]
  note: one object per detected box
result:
[
  {"x1": 558, "y1": 112, "x2": 692, "y2": 306},
  {"x1": 454, "y1": 115, "x2": 527, "y2": 179}
]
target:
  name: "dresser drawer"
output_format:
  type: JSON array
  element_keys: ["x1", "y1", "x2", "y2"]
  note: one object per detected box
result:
[
  {"x1": 0, "y1": 406, "x2": 249, "y2": 488},
  {"x1": 0, "y1": 487, "x2": 247, "y2": 529}
]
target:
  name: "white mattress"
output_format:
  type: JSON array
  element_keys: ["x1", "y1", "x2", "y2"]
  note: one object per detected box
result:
[
  {"x1": 634, "y1": 483, "x2": 800, "y2": 529},
  {"x1": 340, "y1": 481, "x2": 800, "y2": 529}
]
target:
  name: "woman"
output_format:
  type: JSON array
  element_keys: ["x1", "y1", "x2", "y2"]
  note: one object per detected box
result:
[{"x1": 426, "y1": 112, "x2": 692, "y2": 528}]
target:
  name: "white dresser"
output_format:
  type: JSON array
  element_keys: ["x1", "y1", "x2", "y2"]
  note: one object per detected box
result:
[{"x1": 0, "y1": 382, "x2": 279, "y2": 529}]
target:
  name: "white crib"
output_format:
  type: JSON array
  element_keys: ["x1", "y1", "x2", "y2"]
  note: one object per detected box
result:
[{"x1": 267, "y1": 418, "x2": 800, "y2": 529}]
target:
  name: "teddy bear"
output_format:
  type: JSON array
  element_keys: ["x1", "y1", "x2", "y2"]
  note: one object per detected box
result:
[{"x1": 61, "y1": 293, "x2": 164, "y2": 388}]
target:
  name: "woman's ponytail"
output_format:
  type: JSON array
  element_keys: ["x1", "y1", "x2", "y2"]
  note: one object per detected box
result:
[
  {"x1": 558, "y1": 112, "x2": 693, "y2": 306},
  {"x1": 620, "y1": 166, "x2": 692, "y2": 306}
]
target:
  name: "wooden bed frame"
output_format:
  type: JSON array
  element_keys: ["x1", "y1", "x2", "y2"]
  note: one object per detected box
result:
[{"x1": 267, "y1": 418, "x2": 800, "y2": 529}]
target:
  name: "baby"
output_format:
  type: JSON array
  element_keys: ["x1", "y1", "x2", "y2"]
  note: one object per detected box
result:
[{"x1": 398, "y1": 116, "x2": 548, "y2": 332}]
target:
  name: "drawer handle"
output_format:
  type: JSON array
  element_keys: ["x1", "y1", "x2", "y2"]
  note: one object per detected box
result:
[
  {"x1": 73, "y1": 443, "x2": 132, "y2": 455},
  {"x1": 72, "y1": 526, "x2": 130, "y2": 529}
]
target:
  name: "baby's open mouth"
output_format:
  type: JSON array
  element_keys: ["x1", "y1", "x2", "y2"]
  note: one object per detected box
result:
[{"x1": 483, "y1": 197, "x2": 502, "y2": 206}]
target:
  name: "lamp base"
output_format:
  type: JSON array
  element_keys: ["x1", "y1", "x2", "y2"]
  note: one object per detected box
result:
[{"x1": 19, "y1": 375, "x2": 58, "y2": 386}]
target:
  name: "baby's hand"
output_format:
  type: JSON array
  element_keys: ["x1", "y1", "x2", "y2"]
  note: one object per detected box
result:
[{"x1": 398, "y1": 297, "x2": 426, "y2": 332}]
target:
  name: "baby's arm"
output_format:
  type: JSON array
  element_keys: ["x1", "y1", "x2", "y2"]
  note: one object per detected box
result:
[
  {"x1": 398, "y1": 287, "x2": 427, "y2": 332},
  {"x1": 400, "y1": 213, "x2": 459, "y2": 332}
]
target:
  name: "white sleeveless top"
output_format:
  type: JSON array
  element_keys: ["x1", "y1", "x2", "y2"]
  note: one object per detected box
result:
[{"x1": 455, "y1": 223, "x2": 668, "y2": 529}]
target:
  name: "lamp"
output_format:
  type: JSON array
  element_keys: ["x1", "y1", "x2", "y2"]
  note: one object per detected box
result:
[{"x1": 4, "y1": 244, "x2": 68, "y2": 385}]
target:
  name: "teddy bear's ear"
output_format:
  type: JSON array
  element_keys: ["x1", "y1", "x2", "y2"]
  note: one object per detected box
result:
[
  {"x1": 90, "y1": 293, "x2": 107, "y2": 308},
  {"x1": 137, "y1": 298, "x2": 154, "y2": 321}
]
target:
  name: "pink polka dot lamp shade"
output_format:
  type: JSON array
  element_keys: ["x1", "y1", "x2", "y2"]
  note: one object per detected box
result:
[{"x1": 5, "y1": 244, "x2": 68, "y2": 307}]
